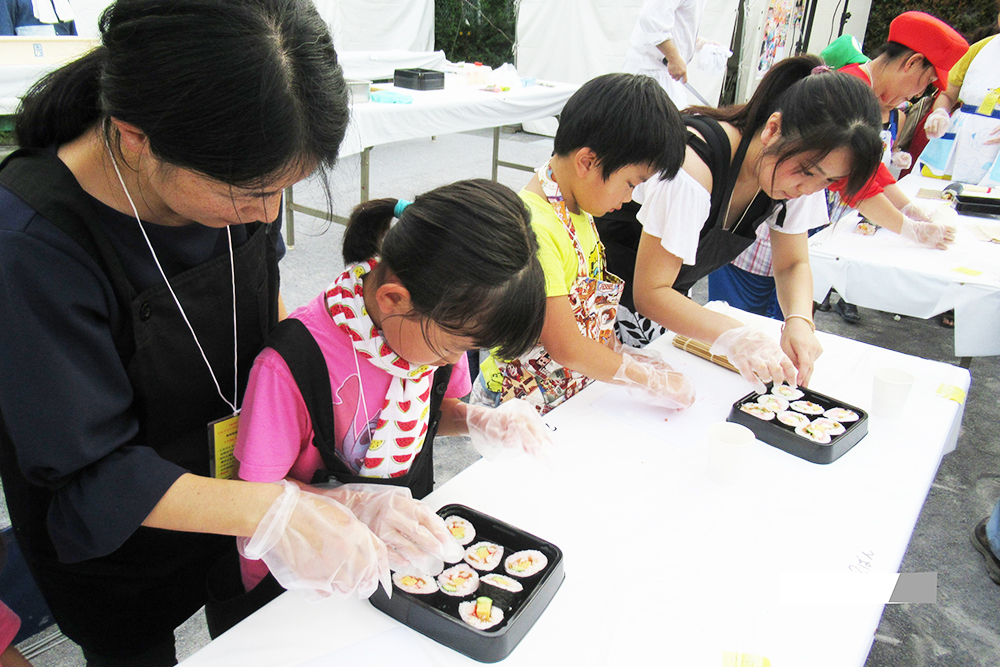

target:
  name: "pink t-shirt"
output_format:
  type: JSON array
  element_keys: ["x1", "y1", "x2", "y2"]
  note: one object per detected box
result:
[
  {"x1": 234, "y1": 293, "x2": 471, "y2": 590},
  {"x1": 0, "y1": 600, "x2": 21, "y2": 653}
]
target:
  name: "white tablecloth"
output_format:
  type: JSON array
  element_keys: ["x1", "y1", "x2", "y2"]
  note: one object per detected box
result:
[
  {"x1": 181, "y1": 304, "x2": 969, "y2": 667},
  {"x1": 339, "y1": 50, "x2": 447, "y2": 83},
  {"x1": 809, "y1": 174, "x2": 1000, "y2": 357},
  {"x1": 338, "y1": 81, "x2": 578, "y2": 158}
]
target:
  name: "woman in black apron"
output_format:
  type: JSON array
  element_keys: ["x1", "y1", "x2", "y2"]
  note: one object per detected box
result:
[
  {"x1": 0, "y1": 1, "x2": 447, "y2": 664},
  {"x1": 596, "y1": 55, "x2": 883, "y2": 390}
]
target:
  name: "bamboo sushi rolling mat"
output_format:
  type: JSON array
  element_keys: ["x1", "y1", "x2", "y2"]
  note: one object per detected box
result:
[{"x1": 671, "y1": 334, "x2": 739, "y2": 373}]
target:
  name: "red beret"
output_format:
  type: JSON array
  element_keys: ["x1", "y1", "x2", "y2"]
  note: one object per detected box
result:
[{"x1": 888, "y1": 11, "x2": 969, "y2": 90}]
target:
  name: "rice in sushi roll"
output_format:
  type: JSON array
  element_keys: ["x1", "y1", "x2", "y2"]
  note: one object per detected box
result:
[
  {"x1": 795, "y1": 423, "x2": 832, "y2": 444},
  {"x1": 789, "y1": 400, "x2": 824, "y2": 415},
  {"x1": 437, "y1": 563, "x2": 480, "y2": 597},
  {"x1": 740, "y1": 403, "x2": 775, "y2": 421},
  {"x1": 459, "y1": 597, "x2": 504, "y2": 630},
  {"x1": 504, "y1": 550, "x2": 548, "y2": 578},
  {"x1": 771, "y1": 384, "x2": 804, "y2": 401},
  {"x1": 443, "y1": 515, "x2": 476, "y2": 546},
  {"x1": 811, "y1": 418, "x2": 845, "y2": 436},
  {"x1": 756, "y1": 394, "x2": 789, "y2": 413},
  {"x1": 824, "y1": 407, "x2": 860, "y2": 422},
  {"x1": 776, "y1": 410, "x2": 810, "y2": 428},
  {"x1": 480, "y1": 573, "x2": 524, "y2": 609},
  {"x1": 392, "y1": 572, "x2": 439, "y2": 595},
  {"x1": 464, "y1": 541, "x2": 504, "y2": 571}
]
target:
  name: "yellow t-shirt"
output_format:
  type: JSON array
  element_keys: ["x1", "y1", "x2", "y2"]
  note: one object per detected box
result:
[
  {"x1": 479, "y1": 189, "x2": 603, "y2": 389},
  {"x1": 949, "y1": 35, "x2": 994, "y2": 93}
]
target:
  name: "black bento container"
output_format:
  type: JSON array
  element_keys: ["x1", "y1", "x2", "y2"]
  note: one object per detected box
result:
[
  {"x1": 727, "y1": 386, "x2": 868, "y2": 464},
  {"x1": 393, "y1": 67, "x2": 445, "y2": 90},
  {"x1": 369, "y1": 504, "x2": 564, "y2": 663}
]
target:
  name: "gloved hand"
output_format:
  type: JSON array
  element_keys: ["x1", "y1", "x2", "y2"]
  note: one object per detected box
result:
[
  {"x1": 613, "y1": 345, "x2": 696, "y2": 410},
  {"x1": 899, "y1": 215, "x2": 956, "y2": 250},
  {"x1": 320, "y1": 484, "x2": 463, "y2": 575},
  {"x1": 464, "y1": 399, "x2": 555, "y2": 461},
  {"x1": 710, "y1": 326, "x2": 797, "y2": 393},
  {"x1": 890, "y1": 151, "x2": 912, "y2": 170},
  {"x1": 239, "y1": 480, "x2": 390, "y2": 601},
  {"x1": 923, "y1": 107, "x2": 952, "y2": 139},
  {"x1": 899, "y1": 200, "x2": 935, "y2": 222}
]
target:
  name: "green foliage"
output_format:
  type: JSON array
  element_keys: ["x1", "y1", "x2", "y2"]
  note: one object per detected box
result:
[
  {"x1": 435, "y1": 0, "x2": 516, "y2": 68},
  {"x1": 865, "y1": 0, "x2": 998, "y2": 52}
]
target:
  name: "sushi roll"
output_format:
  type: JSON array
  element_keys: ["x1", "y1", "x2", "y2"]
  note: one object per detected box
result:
[
  {"x1": 756, "y1": 394, "x2": 789, "y2": 413},
  {"x1": 458, "y1": 596, "x2": 504, "y2": 630},
  {"x1": 789, "y1": 400, "x2": 824, "y2": 415},
  {"x1": 504, "y1": 550, "x2": 548, "y2": 578},
  {"x1": 443, "y1": 515, "x2": 476, "y2": 546},
  {"x1": 824, "y1": 407, "x2": 860, "y2": 422},
  {"x1": 739, "y1": 403, "x2": 775, "y2": 421},
  {"x1": 392, "y1": 571, "x2": 439, "y2": 596},
  {"x1": 776, "y1": 410, "x2": 810, "y2": 428},
  {"x1": 795, "y1": 423, "x2": 832, "y2": 444},
  {"x1": 811, "y1": 418, "x2": 845, "y2": 436},
  {"x1": 437, "y1": 563, "x2": 480, "y2": 597},
  {"x1": 771, "y1": 384, "x2": 804, "y2": 401},
  {"x1": 480, "y1": 573, "x2": 524, "y2": 609},
  {"x1": 464, "y1": 541, "x2": 504, "y2": 571}
]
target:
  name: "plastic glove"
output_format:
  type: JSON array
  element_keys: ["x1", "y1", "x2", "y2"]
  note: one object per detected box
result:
[
  {"x1": 890, "y1": 151, "x2": 912, "y2": 170},
  {"x1": 900, "y1": 200, "x2": 935, "y2": 222},
  {"x1": 319, "y1": 484, "x2": 462, "y2": 575},
  {"x1": 710, "y1": 326, "x2": 797, "y2": 393},
  {"x1": 465, "y1": 399, "x2": 555, "y2": 461},
  {"x1": 899, "y1": 215, "x2": 956, "y2": 250},
  {"x1": 239, "y1": 480, "x2": 390, "y2": 601},
  {"x1": 923, "y1": 107, "x2": 952, "y2": 139},
  {"x1": 613, "y1": 345, "x2": 696, "y2": 410}
]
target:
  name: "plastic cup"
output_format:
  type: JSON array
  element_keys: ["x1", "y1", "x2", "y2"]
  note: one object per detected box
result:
[
  {"x1": 870, "y1": 368, "x2": 915, "y2": 420},
  {"x1": 704, "y1": 422, "x2": 755, "y2": 485}
]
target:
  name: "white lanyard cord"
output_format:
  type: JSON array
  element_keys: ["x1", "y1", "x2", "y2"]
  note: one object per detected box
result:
[{"x1": 105, "y1": 142, "x2": 239, "y2": 414}]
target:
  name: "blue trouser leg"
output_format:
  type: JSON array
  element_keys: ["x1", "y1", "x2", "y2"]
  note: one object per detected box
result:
[{"x1": 987, "y1": 498, "x2": 1000, "y2": 558}]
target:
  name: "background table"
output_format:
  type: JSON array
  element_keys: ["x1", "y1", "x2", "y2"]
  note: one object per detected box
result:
[
  {"x1": 284, "y1": 80, "x2": 578, "y2": 244},
  {"x1": 181, "y1": 303, "x2": 970, "y2": 667},
  {"x1": 808, "y1": 174, "x2": 1000, "y2": 359}
]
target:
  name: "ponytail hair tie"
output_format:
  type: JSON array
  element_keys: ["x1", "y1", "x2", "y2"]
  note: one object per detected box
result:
[
  {"x1": 811, "y1": 64, "x2": 833, "y2": 75},
  {"x1": 393, "y1": 199, "x2": 412, "y2": 218}
]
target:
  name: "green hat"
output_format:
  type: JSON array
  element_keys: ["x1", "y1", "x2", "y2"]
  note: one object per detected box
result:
[{"x1": 821, "y1": 35, "x2": 869, "y2": 70}]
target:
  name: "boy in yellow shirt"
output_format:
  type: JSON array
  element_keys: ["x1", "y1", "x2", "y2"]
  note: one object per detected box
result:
[{"x1": 475, "y1": 73, "x2": 695, "y2": 414}]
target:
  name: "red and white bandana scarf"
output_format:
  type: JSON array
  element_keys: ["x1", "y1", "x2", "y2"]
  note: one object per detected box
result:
[{"x1": 325, "y1": 260, "x2": 435, "y2": 478}]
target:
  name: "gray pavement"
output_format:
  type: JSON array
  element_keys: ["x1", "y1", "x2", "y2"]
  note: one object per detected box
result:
[{"x1": 6, "y1": 128, "x2": 1000, "y2": 666}]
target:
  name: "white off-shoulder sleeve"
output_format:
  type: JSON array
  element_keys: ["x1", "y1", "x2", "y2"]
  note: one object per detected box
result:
[
  {"x1": 770, "y1": 190, "x2": 829, "y2": 235},
  {"x1": 635, "y1": 167, "x2": 712, "y2": 266}
]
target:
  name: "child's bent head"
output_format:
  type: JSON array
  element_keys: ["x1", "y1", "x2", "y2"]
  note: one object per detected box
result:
[
  {"x1": 553, "y1": 73, "x2": 686, "y2": 182},
  {"x1": 343, "y1": 180, "x2": 546, "y2": 361}
]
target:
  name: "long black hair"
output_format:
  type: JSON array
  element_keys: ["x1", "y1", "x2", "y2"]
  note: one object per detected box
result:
[
  {"x1": 343, "y1": 180, "x2": 546, "y2": 360},
  {"x1": 687, "y1": 55, "x2": 882, "y2": 198},
  {"x1": 15, "y1": 0, "x2": 349, "y2": 190}
]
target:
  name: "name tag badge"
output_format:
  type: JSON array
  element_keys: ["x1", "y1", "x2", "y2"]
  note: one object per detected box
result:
[
  {"x1": 977, "y1": 88, "x2": 1000, "y2": 117},
  {"x1": 208, "y1": 413, "x2": 240, "y2": 479}
]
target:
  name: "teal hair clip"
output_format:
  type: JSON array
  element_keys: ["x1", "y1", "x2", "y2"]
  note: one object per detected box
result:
[{"x1": 394, "y1": 199, "x2": 412, "y2": 218}]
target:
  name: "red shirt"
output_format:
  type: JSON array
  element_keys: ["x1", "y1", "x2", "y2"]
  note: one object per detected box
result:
[{"x1": 827, "y1": 63, "x2": 896, "y2": 206}]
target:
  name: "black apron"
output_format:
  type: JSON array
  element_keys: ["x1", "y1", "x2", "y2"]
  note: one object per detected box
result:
[
  {"x1": 595, "y1": 115, "x2": 786, "y2": 305},
  {"x1": 0, "y1": 149, "x2": 280, "y2": 656}
]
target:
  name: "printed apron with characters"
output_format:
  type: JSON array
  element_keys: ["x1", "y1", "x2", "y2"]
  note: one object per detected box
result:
[
  {"x1": 920, "y1": 35, "x2": 1000, "y2": 186},
  {"x1": 497, "y1": 164, "x2": 623, "y2": 415}
]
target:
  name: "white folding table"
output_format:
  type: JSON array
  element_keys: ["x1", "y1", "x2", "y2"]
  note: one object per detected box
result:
[{"x1": 181, "y1": 303, "x2": 970, "y2": 667}]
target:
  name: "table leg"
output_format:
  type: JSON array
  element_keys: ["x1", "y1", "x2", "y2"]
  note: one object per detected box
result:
[
  {"x1": 492, "y1": 127, "x2": 500, "y2": 181},
  {"x1": 360, "y1": 147, "x2": 371, "y2": 203},
  {"x1": 959, "y1": 356, "x2": 972, "y2": 369},
  {"x1": 284, "y1": 186, "x2": 295, "y2": 249}
]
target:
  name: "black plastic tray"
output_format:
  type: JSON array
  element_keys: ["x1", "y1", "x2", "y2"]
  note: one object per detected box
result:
[
  {"x1": 393, "y1": 67, "x2": 445, "y2": 90},
  {"x1": 727, "y1": 385, "x2": 868, "y2": 464},
  {"x1": 369, "y1": 504, "x2": 564, "y2": 662}
]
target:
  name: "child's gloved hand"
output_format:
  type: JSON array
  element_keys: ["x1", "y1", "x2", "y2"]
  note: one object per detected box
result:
[
  {"x1": 613, "y1": 345, "x2": 696, "y2": 410},
  {"x1": 318, "y1": 484, "x2": 462, "y2": 575},
  {"x1": 923, "y1": 107, "x2": 952, "y2": 139},
  {"x1": 890, "y1": 151, "x2": 912, "y2": 170},
  {"x1": 238, "y1": 480, "x2": 390, "y2": 601},
  {"x1": 899, "y1": 216, "x2": 955, "y2": 250},
  {"x1": 710, "y1": 326, "x2": 797, "y2": 393},
  {"x1": 464, "y1": 399, "x2": 555, "y2": 461}
]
